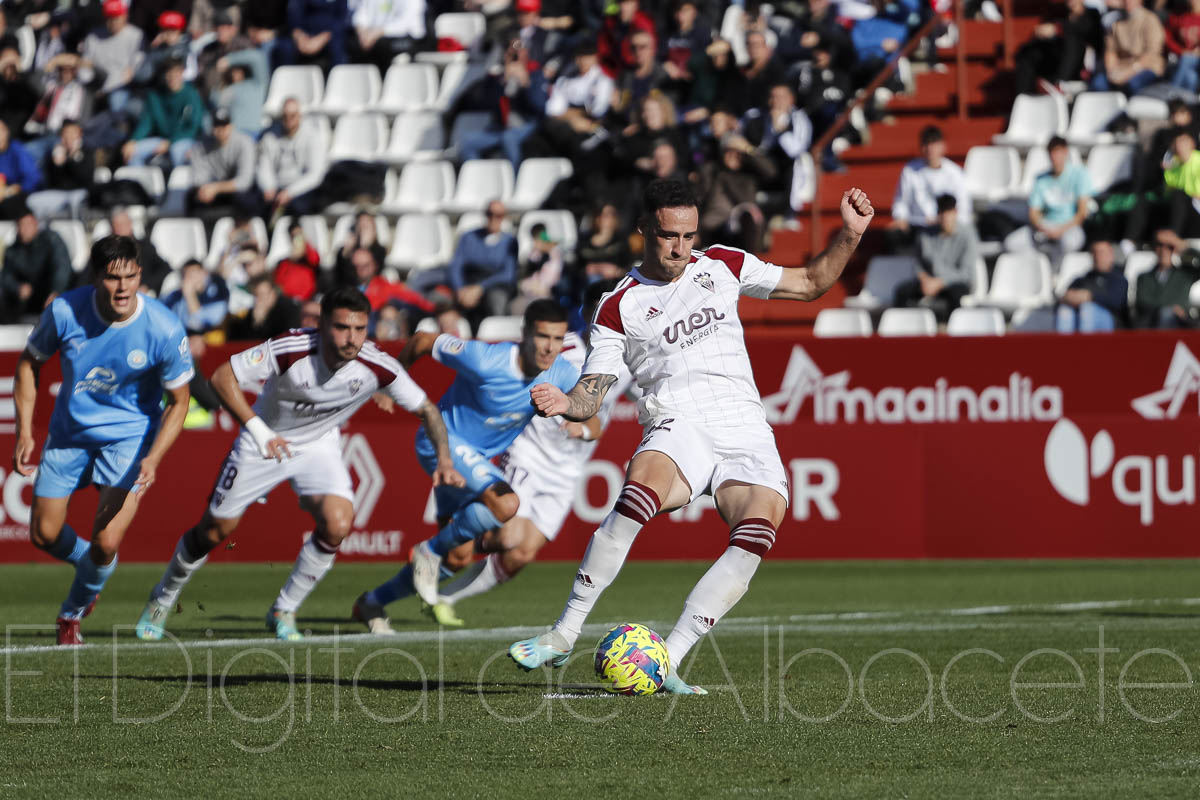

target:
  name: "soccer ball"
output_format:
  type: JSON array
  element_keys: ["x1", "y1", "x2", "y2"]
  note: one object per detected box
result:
[{"x1": 594, "y1": 623, "x2": 670, "y2": 695}]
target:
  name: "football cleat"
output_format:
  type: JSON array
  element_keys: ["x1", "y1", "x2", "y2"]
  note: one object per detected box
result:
[
  {"x1": 508, "y1": 631, "x2": 572, "y2": 670},
  {"x1": 134, "y1": 599, "x2": 171, "y2": 641},
  {"x1": 351, "y1": 592, "x2": 394, "y2": 635},
  {"x1": 409, "y1": 541, "x2": 443, "y2": 607},
  {"x1": 659, "y1": 673, "x2": 708, "y2": 695},
  {"x1": 56, "y1": 617, "x2": 83, "y2": 646},
  {"x1": 265, "y1": 608, "x2": 303, "y2": 641},
  {"x1": 424, "y1": 602, "x2": 464, "y2": 628}
]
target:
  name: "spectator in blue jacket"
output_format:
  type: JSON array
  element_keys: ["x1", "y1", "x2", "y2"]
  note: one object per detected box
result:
[
  {"x1": 1056, "y1": 240, "x2": 1128, "y2": 333},
  {"x1": 163, "y1": 259, "x2": 231, "y2": 334},
  {"x1": 0, "y1": 119, "x2": 42, "y2": 219},
  {"x1": 278, "y1": 0, "x2": 349, "y2": 69},
  {"x1": 851, "y1": 0, "x2": 913, "y2": 88},
  {"x1": 459, "y1": 36, "x2": 549, "y2": 169}
]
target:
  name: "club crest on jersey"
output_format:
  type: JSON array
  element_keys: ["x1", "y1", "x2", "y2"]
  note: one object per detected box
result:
[
  {"x1": 645, "y1": 306, "x2": 662, "y2": 320},
  {"x1": 127, "y1": 349, "x2": 147, "y2": 369},
  {"x1": 349, "y1": 378, "x2": 363, "y2": 394},
  {"x1": 693, "y1": 272, "x2": 715, "y2": 292},
  {"x1": 443, "y1": 337, "x2": 466, "y2": 355}
]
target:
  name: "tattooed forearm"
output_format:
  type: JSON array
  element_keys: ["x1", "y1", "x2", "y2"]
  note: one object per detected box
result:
[
  {"x1": 417, "y1": 400, "x2": 452, "y2": 461},
  {"x1": 564, "y1": 373, "x2": 617, "y2": 422}
]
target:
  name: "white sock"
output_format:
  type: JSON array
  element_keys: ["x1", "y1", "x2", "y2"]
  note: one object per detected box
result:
[
  {"x1": 151, "y1": 533, "x2": 210, "y2": 607},
  {"x1": 438, "y1": 554, "x2": 509, "y2": 605},
  {"x1": 274, "y1": 536, "x2": 339, "y2": 613},
  {"x1": 665, "y1": 546, "x2": 763, "y2": 670}
]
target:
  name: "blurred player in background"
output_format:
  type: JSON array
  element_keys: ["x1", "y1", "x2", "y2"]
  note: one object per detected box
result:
[
  {"x1": 14, "y1": 235, "x2": 194, "y2": 646},
  {"x1": 134, "y1": 287, "x2": 461, "y2": 641},
  {"x1": 510, "y1": 179, "x2": 874, "y2": 692},
  {"x1": 352, "y1": 299, "x2": 579, "y2": 633},
  {"x1": 428, "y1": 280, "x2": 636, "y2": 627}
]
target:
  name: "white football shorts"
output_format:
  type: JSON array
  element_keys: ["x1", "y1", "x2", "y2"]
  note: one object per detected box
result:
[
  {"x1": 633, "y1": 415, "x2": 789, "y2": 507},
  {"x1": 499, "y1": 442, "x2": 579, "y2": 541},
  {"x1": 206, "y1": 427, "x2": 354, "y2": 519}
]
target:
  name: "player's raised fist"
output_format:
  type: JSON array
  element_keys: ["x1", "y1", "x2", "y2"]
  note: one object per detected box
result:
[
  {"x1": 841, "y1": 188, "x2": 874, "y2": 236},
  {"x1": 530, "y1": 383, "x2": 569, "y2": 417}
]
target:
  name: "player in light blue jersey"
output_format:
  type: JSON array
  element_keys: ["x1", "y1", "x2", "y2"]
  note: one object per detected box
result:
[
  {"x1": 352, "y1": 299, "x2": 579, "y2": 632},
  {"x1": 13, "y1": 235, "x2": 194, "y2": 646}
]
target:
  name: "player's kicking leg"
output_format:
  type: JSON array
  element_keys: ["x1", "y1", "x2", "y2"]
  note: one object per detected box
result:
[
  {"x1": 427, "y1": 517, "x2": 550, "y2": 627},
  {"x1": 507, "y1": 450, "x2": 692, "y2": 675}
]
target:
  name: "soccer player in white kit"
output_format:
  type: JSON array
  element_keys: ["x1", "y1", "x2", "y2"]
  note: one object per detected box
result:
[
  {"x1": 428, "y1": 281, "x2": 635, "y2": 627},
  {"x1": 509, "y1": 179, "x2": 874, "y2": 693},
  {"x1": 134, "y1": 287, "x2": 462, "y2": 641}
]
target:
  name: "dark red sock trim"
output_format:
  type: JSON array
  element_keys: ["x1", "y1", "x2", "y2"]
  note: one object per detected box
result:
[
  {"x1": 729, "y1": 517, "x2": 777, "y2": 557},
  {"x1": 613, "y1": 480, "x2": 662, "y2": 525}
]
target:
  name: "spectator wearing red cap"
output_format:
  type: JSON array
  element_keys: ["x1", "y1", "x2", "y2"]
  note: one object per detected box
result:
[
  {"x1": 79, "y1": 0, "x2": 144, "y2": 114},
  {"x1": 136, "y1": 10, "x2": 197, "y2": 89},
  {"x1": 129, "y1": 1, "x2": 194, "y2": 42},
  {"x1": 598, "y1": 0, "x2": 656, "y2": 77},
  {"x1": 348, "y1": 0, "x2": 430, "y2": 72},
  {"x1": 509, "y1": 0, "x2": 550, "y2": 67}
]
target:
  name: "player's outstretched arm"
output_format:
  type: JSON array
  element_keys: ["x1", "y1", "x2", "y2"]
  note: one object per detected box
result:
[
  {"x1": 414, "y1": 399, "x2": 465, "y2": 488},
  {"x1": 135, "y1": 383, "x2": 190, "y2": 492},
  {"x1": 531, "y1": 373, "x2": 617, "y2": 422},
  {"x1": 769, "y1": 188, "x2": 875, "y2": 302},
  {"x1": 13, "y1": 351, "x2": 41, "y2": 476},
  {"x1": 398, "y1": 332, "x2": 439, "y2": 369},
  {"x1": 211, "y1": 361, "x2": 292, "y2": 460}
]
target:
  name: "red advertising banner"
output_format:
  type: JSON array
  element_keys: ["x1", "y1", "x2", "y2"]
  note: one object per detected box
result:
[{"x1": 1, "y1": 330, "x2": 1198, "y2": 563}]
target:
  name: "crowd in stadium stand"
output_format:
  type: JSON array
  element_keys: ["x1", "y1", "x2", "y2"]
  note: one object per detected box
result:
[{"x1": 0, "y1": 0, "x2": 964, "y2": 339}]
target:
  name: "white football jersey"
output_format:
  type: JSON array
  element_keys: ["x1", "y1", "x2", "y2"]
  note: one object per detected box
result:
[
  {"x1": 505, "y1": 331, "x2": 635, "y2": 481},
  {"x1": 229, "y1": 329, "x2": 428, "y2": 446},
  {"x1": 584, "y1": 245, "x2": 783, "y2": 428}
]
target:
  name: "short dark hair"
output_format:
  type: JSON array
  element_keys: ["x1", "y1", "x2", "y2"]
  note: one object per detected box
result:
[
  {"x1": 320, "y1": 285, "x2": 371, "y2": 317},
  {"x1": 936, "y1": 194, "x2": 956, "y2": 213},
  {"x1": 1047, "y1": 135, "x2": 1068, "y2": 151},
  {"x1": 89, "y1": 234, "x2": 139, "y2": 275},
  {"x1": 641, "y1": 178, "x2": 698, "y2": 220},
  {"x1": 919, "y1": 125, "x2": 944, "y2": 146},
  {"x1": 576, "y1": 42, "x2": 598, "y2": 56},
  {"x1": 182, "y1": 258, "x2": 204, "y2": 271},
  {"x1": 1169, "y1": 98, "x2": 1190, "y2": 115},
  {"x1": 523, "y1": 298, "x2": 567, "y2": 329},
  {"x1": 1174, "y1": 127, "x2": 1196, "y2": 143}
]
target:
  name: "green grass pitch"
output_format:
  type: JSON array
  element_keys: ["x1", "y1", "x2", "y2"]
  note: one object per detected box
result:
[{"x1": 3, "y1": 559, "x2": 1200, "y2": 798}]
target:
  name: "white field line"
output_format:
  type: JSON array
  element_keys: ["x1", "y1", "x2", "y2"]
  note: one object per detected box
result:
[{"x1": 3, "y1": 596, "x2": 1198, "y2": 656}]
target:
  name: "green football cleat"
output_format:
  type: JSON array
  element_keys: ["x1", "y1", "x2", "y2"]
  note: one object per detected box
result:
[
  {"x1": 265, "y1": 608, "x2": 303, "y2": 641},
  {"x1": 508, "y1": 631, "x2": 572, "y2": 670},
  {"x1": 424, "y1": 602, "x2": 464, "y2": 627},
  {"x1": 134, "y1": 598, "x2": 171, "y2": 641},
  {"x1": 659, "y1": 673, "x2": 708, "y2": 695}
]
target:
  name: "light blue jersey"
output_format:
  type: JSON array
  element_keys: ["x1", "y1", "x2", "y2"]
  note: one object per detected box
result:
[
  {"x1": 426, "y1": 333, "x2": 579, "y2": 459},
  {"x1": 27, "y1": 287, "x2": 194, "y2": 447}
]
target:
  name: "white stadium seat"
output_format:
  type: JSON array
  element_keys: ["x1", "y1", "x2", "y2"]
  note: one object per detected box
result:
[
  {"x1": 1126, "y1": 95, "x2": 1169, "y2": 121},
  {"x1": 1055, "y1": 251, "x2": 1094, "y2": 296},
  {"x1": 150, "y1": 218, "x2": 207, "y2": 268},
  {"x1": 964, "y1": 145, "x2": 1021, "y2": 202},
  {"x1": 379, "y1": 63, "x2": 439, "y2": 113},
  {"x1": 386, "y1": 213, "x2": 454, "y2": 273},
  {"x1": 993, "y1": 93, "x2": 1068, "y2": 149},
  {"x1": 205, "y1": 217, "x2": 270, "y2": 270},
  {"x1": 1086, "y1": 144, "x2": 1137, "y2": 194},
  {"x1": 416, "y1": 314, "x2": 473, "y2": 338},
  {"x1": 475, "y1": 315, "x2": 524, "y2": 342},
  {"x1": 383, "y1": 161, "x2": 456, "y2": 214},
  {"x1": 433, "y1": 60, "x2": 474, "y2": 113},
  {"x1": 509, "y1": 158, "x2": 573, "y2": 212},
  {"x1": 16, "y1": 25, "x2": 35, "y2": 71},
  {"x1": 1066, "y1": 91, "x2": 1127, "y2": 147},
  {"x1": 113, "y1": 165, "x2": 165, "y2": 202},
  {"x1": 813, "y1": 308, "x2": 872, "y2": 337},
  {"x1": 317, "y1": 64, "x2": 382, "y2": 116},
  {"x1": 264, "y1": 65, "x2": 324, "y2": 115},
  {"x1": 0, "y1": 221, "x2": 13, "y2": 245},
  {"x1": 328, "y1": 112, "x2": 389, "y2": 161},
  {"x1": 517, "y1": 210, "x2": 577, "y2": 262},
  {"x1": 90, "y1": 214, "x2": 147, "y2": 242},
  {"x1": 790, "y1": 152, "x2": 817, "y2": 210},
  {"x1": 844, "y1": 255, "x2": 918, "y2": 310},
  {"x1": 48, "y1": 220, "x2": 89, "y2": 273},
  {"x1": 877, "y1": 308, "x2": 937, "y2": 337},
  {"x1": 1124, "y1": 250, "x2": 1160, "y2": 306},
  {"x1": 1020, "y1": 145, "x2": 1083, "y2": 195},
  {"x1": 946, "y1": 307, "x2": 1006, "y2": 336},
  {"x1": 415, "y1": 12, "x2": 486, "y2": 65},
  {"x1": 445, "y1": 159, "x2": 514, "y2": 214},
  {"x1": 963, "y1": 252, "x2": 1053, "y2": 313},
  {"x1": 0, "y1": 324, "x2": 34, "y2": 351},
  {"x1": 384, "y1": 112, "x2": 445, "y2": 163}
]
